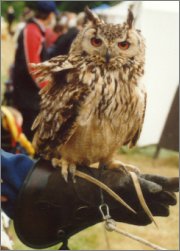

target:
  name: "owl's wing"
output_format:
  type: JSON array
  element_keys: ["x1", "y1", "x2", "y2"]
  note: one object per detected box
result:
[
  {"x1": 126, "y1": 92, "x2": 147, "y2": 148},
  {"x1": 31, "y1": 69, "x2": 90, "y2": 156},
  {"x1": 30, "y1": 55, "x2": 75, "y2": 85}
]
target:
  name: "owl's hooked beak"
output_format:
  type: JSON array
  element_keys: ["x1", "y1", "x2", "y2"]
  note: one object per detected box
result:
[{"x1": 105, "y1": 50, "x2": 111, "y2": 64}]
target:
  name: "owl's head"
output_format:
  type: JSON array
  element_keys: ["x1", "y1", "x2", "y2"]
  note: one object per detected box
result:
[{"x1": 70, "y1": 7, "x2": 145, "y2": 68}]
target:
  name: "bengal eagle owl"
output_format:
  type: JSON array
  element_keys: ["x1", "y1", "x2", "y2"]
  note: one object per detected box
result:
[{"x1": 31, "y1": 7, "x2": 146, "y2": 181}]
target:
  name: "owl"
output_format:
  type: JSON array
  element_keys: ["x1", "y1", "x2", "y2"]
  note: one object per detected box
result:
[{"x1": 31, "y1": 7, "x2": 146, "y2": 182}]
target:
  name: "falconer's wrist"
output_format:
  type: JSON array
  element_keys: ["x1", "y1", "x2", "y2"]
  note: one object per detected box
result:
[{"x1": 1, "y1": 150, "x2": 34, "y2": 218}]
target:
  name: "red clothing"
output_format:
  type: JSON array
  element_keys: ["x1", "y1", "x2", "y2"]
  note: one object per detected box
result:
[
  {"x1": 23, "y1": 21, "x2": 47, "y2": 88},
  {"x1": 13, "y1": 18, "x2": 49, "y2": 140},
  {"x1": 45, "y1": 28, "x2": 59, "y2": 48}
]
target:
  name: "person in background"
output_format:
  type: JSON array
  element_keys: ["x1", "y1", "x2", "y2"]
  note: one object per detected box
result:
[
  {"x1": 47, "y1": 10, "x2": 90, "y2": 58},
  {"x1": 6, "y1": 6, "x2": 15, "y2": 36},
  {"x1": 45, "y1": 26, "x2": 60, "y2": 48},
  {"x1": 13, "y1": 7, "x2": 35, "y2": 44},
  {"x1": 13, "y1": 1, "x2": 59, "y2": 141},
  {"x1": 47, "y1": 12, "x2": 81, "y2": 57}
]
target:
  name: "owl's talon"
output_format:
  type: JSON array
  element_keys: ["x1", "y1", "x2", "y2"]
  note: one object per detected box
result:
[
  {"x1": 52, "y1": 158, "x2": 59, "y2": 168},
  {"x1": 61, "y1": 160, "x2": 69, "y2": 182},
  {"x1": 51, "y1": 158, "x2": 77, "y2": 182},
  {"x1": 62, "y1": 171, "x2": 68, "y2": 183},
  {"x1": 104, "y1": 160, "x2": 140, "y2": 175},
  {"x1": 125, "y1": 164, "x2": 140, "y2": 174},
  {"x1": 118, "y1": 163, "x2": 140, "y2": 174},
  {"x1": 69, "y1": 164, "x2": 77, "y2": 183}
]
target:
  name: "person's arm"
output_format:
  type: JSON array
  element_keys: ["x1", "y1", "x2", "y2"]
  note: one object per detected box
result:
[{"x1": 1, "y1": 149, "x2": 34, "y2": 218}]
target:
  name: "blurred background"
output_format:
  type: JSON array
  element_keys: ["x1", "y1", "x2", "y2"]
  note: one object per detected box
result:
[{"x1": 1, "y1": 1, "x2": 179, "y2": 250}]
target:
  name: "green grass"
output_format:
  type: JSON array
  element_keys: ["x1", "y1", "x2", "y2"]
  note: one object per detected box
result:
[
  {"x1": 119, "y1": 144, "x2": 178, "y2": 158},
  {"x1": 118, "y1": 145, "x2": 179, "y2": 168}
]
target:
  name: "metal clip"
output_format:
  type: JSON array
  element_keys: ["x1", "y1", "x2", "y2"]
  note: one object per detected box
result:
[
  {"x1": 105, "y1": 218, "x2": 116, "y2": 232},
  {"x1": 99, "y1": 203, "x2": 111, "y2": 221}
]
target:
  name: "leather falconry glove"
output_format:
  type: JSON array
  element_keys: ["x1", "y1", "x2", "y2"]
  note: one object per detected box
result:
[{"x1": 14, "y1": 158, "x2": 178, "y2": 249}]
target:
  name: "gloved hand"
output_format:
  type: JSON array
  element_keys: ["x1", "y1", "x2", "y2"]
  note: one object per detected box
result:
[
  {"x1": 1, "y1": 149, "x2": 34, "y2": 218},
  {"x1": 13, "y1": 159, "x2": 179, "y2": 249}
]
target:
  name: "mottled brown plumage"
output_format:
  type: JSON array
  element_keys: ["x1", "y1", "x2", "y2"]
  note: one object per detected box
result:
[{"x1": 30, "y1": 8, "x2": 146, "y2": 180}]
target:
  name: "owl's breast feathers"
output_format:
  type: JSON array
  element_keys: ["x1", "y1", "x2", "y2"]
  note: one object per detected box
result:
[{"x1": 31, "y1": 55, "x2": 146, "y2": 161}]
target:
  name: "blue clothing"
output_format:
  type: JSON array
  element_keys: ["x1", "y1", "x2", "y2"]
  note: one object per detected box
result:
[{"x1": 1, "y1": 149, "x2": 34, "y2": 218}]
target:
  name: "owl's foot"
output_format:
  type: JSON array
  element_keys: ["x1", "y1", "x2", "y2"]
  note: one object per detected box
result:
[
  {"x1": 103, "y1": 160, "x2": 140, "y2": 174},
  {"x1": 52, "y1": 158, "x2": 76, "y2": 183}
]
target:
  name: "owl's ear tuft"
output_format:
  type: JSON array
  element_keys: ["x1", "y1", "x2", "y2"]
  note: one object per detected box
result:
[
  {"x1": 84, "y1": 6, "x2": 102, "y2": 25},
  {"x1": 126, "y1": 9, "x2": 134, "y2": 29}
]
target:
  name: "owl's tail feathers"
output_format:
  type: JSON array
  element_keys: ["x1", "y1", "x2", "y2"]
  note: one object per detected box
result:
[{"x1": 75, "y1": 170, "x2": 136, "y2": 214}]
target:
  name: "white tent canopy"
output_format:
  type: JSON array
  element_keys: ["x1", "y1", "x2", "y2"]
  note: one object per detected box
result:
[{"x1": 96, "y1": 1, "x2": 179, "y2": 146}]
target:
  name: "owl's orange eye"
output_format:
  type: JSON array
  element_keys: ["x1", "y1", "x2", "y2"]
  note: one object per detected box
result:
[
  {"x1": 118, "y1": 41, "x2": 130, "y2": 50},
  {"x1": 91, "y1": 37, "x2": 102, "y2": 47}
]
